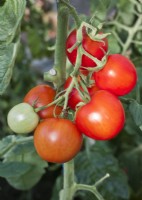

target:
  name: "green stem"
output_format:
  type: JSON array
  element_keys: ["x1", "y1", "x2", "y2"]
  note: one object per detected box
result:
[
  {"x1": 122, "y1": 15, "x2": 142, "y2": 54},
  {"x1": 34, "y1": 96, "x2": 64, "y2": 113},
  {"x1": 107, "y1": 21, "x2": 130, "y2": 31},
  {"x1": 75, "y1": 184, "x2": 105, "y2": 200},
  {"x1": 44, "y1": 0, "x2": 69, "y2": 88},
  {"x1": 74, "y1": 173, "x2": 109, "y2": 200},
  {"x1": 64, "y1": 160, "x2": 75, "y2": 188},
  {"x1": 60, "y1": 0, "x2": 81, "y2": 27},
  {"x1": 60, "y1": 160, "x2": 75, "y2": 200},
  {"x1": 63, "y1": 77, "x2": 76, "y2": 110}
]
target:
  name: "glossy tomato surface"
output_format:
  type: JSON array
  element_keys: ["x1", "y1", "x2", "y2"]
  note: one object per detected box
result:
[
  {"x1": 94, "y1": 54, "x2": 137, "y2": 96},
  {"x1": 24, "y1": 85, "x2": 62, "y2": 119},
  {"x1": 64, "y1": 76, "x2": 99, "y2": 110},
  {"x1": 34, "y1": 118, "x2": 83, "y2": 163},
  {"x1": 66, "y1": 29, "x2": 108, "y2": 68},
  {"x1": 7, "y1": 103, "x2": 39, "y2": 134},
  {"x1": 75, "y1": 90, "x2": 125, "y2": 140}
]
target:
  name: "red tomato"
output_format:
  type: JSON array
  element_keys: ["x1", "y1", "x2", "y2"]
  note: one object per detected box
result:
[
  {"x1": 64, "y1": 76, "x2": 99, "y2": 110},
  {"x1": 24, "y1": 85, "x2": 62, "y2": 119},
  {"x1": 94, "y1": 54, "x2": 137, "y2": 96},
  {"x1": 66, "y1": 29, "x2": 108, "y2": 68},
  {"x1": 75, "y1": 90, "x2": 125, "y2": 140},
  {"x1": 34, "y1": 118, "x2": 83, "y2": 163}
]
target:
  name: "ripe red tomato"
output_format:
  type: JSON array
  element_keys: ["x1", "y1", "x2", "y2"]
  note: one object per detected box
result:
[
  {"x1": 34, "y1": 118, "x2": 83, "y2": 163},
  {"x1": 24, "y1": 85, "x2": 62, "y2": 119},
  {"x1": 64, "y1": 76, "x2": 99, "y2": 110},
  {"x1": 66, "y1": 29, "x2": 108, "y2": 68},
  {"x1": 75, "y1": 90, "x2": 125, "y2": 140},
  {"x1": 94, "y1": 54, "x2": 137, "y2": 96}
]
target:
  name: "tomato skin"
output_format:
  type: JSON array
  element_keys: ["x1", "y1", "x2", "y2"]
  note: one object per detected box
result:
[
  {"x1": 75, "y1": 90, "x2": 125, "y2": 140},
  {"x1": 34, "y1": 118, "x2": 83, "y2": 163},
  {"x1": 24, "y1": 85, "x2": 62, "y2": 119},
  {"x1": 94, "y1": 54, "x2": 137, "y2": 96},
  {"x1": 64, "y1": 76, "x2": 99, "y2": 110},
  {"x1": 7, "y1": 103, "x2": 39, "y2": 134},
  {"x1": 66, "y1": 29, "x2": 108, "y2": 68}
]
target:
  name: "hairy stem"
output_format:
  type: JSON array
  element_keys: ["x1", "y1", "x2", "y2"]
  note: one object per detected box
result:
[
  {"x1": 60, "y1": 160, "x2": 75, "y2": 200},
  {"x1": 44, "y1": 0, "x2": 69, "y2": 88},
  {"x1": 122, "y1": 15, "x2": 142, "y2": 54},
  {"x1": 60, "y1": 0, "x2": 81, "y2": 27},
  {"x1": 75, "y1": 184, "x2": 105, "y2": 200}
]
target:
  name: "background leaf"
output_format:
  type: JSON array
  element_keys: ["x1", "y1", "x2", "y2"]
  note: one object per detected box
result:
[
  {"x1": 0, "y1": 0, "x2": 26, "y2": 94},
  {"x1": 0, "y1": 135, "x2": 48, "y2": 190},
  {"x1": 51, "y1": 141, "x2": 130, "y2": 200},
  {"x1": 129, "y1": 100, "x2": 142, "y2": 128},
  {"x1": 0, "y1": 161, "x2": 31, "y2": 178}
]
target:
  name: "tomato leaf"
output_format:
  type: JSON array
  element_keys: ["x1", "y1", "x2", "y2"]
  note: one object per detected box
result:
[
  {"x1": 74, "y1": 142, "x2": 130, "y2": 200},
  {"x1": 51, "y1": 142, "x2": 130, "y2": 200},
  {"x1": 90, "y1": 0, "x2": 117, "y2": 22},
  {"x1": 129, "y1": 100, "x2": 142, "y2": 129},
  {"x1": 0, "y1": 161, "x2": 31, "y2": 178},
  {"x1": 119, "y1": 145, "x2": 142, "y2": 193},
  {"x1": 0, "y1": 0, "x2": 26, "y2": 95},
  {"x1": 0, "y1": 42, "x2": 20, "y2": 95},
  {"x1": 108, "y1": 36, "x2": 121, "y2": 54},
  {"x1": 0, "y1": 135, "x2": 48, "y2": 190}
]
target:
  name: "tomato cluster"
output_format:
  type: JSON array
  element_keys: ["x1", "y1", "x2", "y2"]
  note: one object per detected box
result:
[
  {"x1": 65, "y1": 28, "x2": 137, "y2": 140},
  {"x1": 7, "y1": 25, "x2": 137, "y2": 164},
  {"x1": 7, "y1": 84, "x2": 83, "y2": 163}
]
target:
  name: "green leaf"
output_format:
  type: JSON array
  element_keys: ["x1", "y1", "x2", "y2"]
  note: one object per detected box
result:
[
  {"x1": 0, "y1": 135, "x2": 19, "y2": 157},
  {"x1": 137, "y1": 67, "x2": 142, "y2": 87},
  {"x1": 108, "y1": 36, "x2": 121, "y2": 54},
  {"x1": 0, "y1": 136, "x2": 48, "y2": 190},
  {"x1": 0, "y1": 0, "x2": 26, "y2": 94},
  {"x1": 51, "y1": 142, "x2": 130, "y2": 200},
  {"x1": 129, "y1": 100, "x2": 142, "y2": 128},
  {"x1": 0, "y1": 0, "x2": 26, "y2": 43},
  {"x1": 90, "y1": 0, "x2": 117, "y2": 22},
  {"x1": 118, "y1": 0, "x2": 135, "y2": 26},
  {"x1": 0, "y1": 41, "x2": 19, "y2": 95},
  {"x1": 119, "y1": 145, "x2": 142, "y2": 192},
  {"x1": 0, "y1": 161, "x2": 31, "y2": 178},
  {"x1": 6, "y1": 149, "x2": 47, "y2": 190},
  {"x1": 74, "y1": 142, "x2": 130, "y2": 200}
]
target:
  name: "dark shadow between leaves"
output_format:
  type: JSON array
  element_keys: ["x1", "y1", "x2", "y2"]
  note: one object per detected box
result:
[{"x1": 0, "y1": 0, "x2": 6, "y2": 7}]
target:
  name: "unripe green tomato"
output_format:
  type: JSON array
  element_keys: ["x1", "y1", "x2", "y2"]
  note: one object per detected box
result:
[{"x1": 7, "y1": 103, "x2": 39, "y2": 134}]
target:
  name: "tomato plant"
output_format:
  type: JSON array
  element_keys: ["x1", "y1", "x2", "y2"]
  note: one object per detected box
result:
[
  {"x1": 75, "y1": 90, "x2": 125, "y2": 140},
  {"x1": 34, "y1": 118, "x2": 83, "y2": 163},
  {"x1": 24, "y1": 84, "x2": 62, "y2": 119},
  {"x1": 66, "y1": 29, "x2": 108, "y2": 68},
  {"x1": 64, "y1": 76, "x2": 99, "y2": 110},
  {"x1": 1, "y1": 0, "x2": 142, "y2": 199},
  {"x1": 94, "y1": 54, "x2": 137, "y2": 96},
  {"x1": 7, "y1": 103, "x2": 39, "y2": 134}
]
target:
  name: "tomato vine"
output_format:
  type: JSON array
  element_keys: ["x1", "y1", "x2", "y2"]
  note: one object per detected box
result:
[{"x1": 1, "y1": 0, "x2": 142, "y2": 199}]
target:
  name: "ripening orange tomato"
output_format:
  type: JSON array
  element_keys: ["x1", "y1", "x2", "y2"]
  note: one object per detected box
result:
[
  {"x1": 24, "y1": 85, "x2": 62, "y2": 119},
  {"x1": 34, "y1": 118, "x2": 83, "y2": 163}
]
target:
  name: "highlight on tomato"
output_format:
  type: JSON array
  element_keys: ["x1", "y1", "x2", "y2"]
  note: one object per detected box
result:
[
  {"x1": 75, "y1": 90, "x2": 125, "y2": 140},
  {"x1": 34, "y1": 118, "x2": 83, "y2": 163},
  {"x1": 24, "y1": 84, "x2": 62, "y2": 119},
  {"x1": 94, "y1": 54, "x2": 137, "y2": 96},
  {"x1": 7, "y1": 103, "x2": 39, "y2": 134},
  {"x1": 64, "y1": 76, "x2": 99, "y2": 110},
  {"x1": 66, "y1": 28, "x2": 108, "y2": 68}
]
